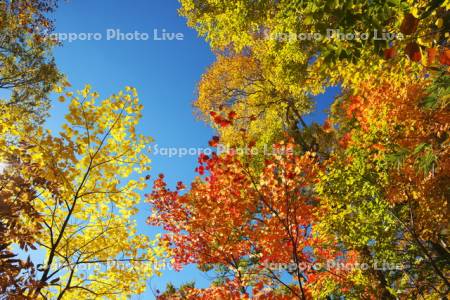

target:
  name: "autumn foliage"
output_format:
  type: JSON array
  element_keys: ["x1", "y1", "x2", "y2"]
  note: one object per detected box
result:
[
  {"x1": 1, "y1": 0, "x2": 449, "y2": 299},
  {"x1": 149, "y1": 0, "x2": 449, "y2": 298},
  {"x1": 149, "y1": 142, "x2": 364, "y2": 298}
]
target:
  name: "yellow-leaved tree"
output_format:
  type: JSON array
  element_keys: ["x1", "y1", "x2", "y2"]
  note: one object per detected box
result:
[{"x1": 0, "y1": 85, "x2": 166, "y2": 299}]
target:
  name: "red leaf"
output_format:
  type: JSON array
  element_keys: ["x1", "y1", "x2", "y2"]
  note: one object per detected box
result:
[
  {"x1": 384, "y1": 47, "x2": 396, "y2": 60},
  {"x1": 405, "y1": 42, "x2": 421, "y2": 62},
  {"x1": 400, "y1": 13, "x2": 419, "y2": 35},
  {"x1": 427, "y1": 48, "x2": 437, "y2": 65},
  {"x1": 197, "y1": 166, "x2": 205, "y2": 175},
  {"x1": 208, "y1": 136, "x2": 220, "y2": 147},
  {"x1": 439, "y1": 49, "x2": 450, "y2": 66},
  {"x1": 219, "y1": 119, "x2": 232, "y2": 127},
  {"x1": 228, "y1": 111, "x2": 237, "y2": 119}
]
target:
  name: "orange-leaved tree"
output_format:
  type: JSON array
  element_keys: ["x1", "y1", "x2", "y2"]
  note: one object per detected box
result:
[{"x1": 148, "y1": 141, "x2": 354, "y2": 299}]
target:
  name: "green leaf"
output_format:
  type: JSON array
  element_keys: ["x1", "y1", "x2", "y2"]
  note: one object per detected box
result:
[{"x1": 412, "y1": 142, "x2": 429, "y2": 155}]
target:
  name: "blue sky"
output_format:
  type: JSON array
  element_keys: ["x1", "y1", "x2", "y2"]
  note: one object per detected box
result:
[
  {"x1": 45, "y1": 0, "x2": 338, "y2": 298},
  {"x1": 48, "y1": 0, "x2": 215, "y2": 298}
]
